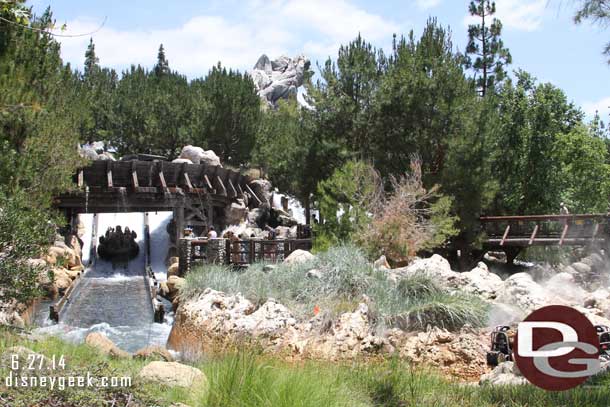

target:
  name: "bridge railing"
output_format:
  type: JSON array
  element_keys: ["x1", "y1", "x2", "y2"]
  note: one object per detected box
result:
[
  {"x1": 179, "y1": 238, "x2": 313, "y2": 272},
  {"x1": 480, "y1": 214, "x2": 610, "y2": 247}
]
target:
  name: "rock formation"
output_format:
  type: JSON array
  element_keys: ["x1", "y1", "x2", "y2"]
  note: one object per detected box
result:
[
  {"x1": 176, "y1": 145, "x2": 221, "y2": 167},
  {"x1": 78, "y1": 141, "x2": 116, "y2": 161},
  {"x1": 250, "y1": 54, "x2": 310, "y2": 108},
  {"x1": 138, "y1": 361, "x2": 207, "y2": 388}
]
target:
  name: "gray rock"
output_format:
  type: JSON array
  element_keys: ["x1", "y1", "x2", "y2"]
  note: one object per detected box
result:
[
  {"x1": 250, "y1": 54, "x2": 310, "y2": 108},
  {"x1": 284, "y1": 249, "x2": 315, "y2": 265},
  {"x1": 479, "y1": 362, "x2": 528, "y2": 386},
  {"x1": 138, "y1": 361, "x2": 207, "y2": 388},
  {"x1": 572, "y1": 262, "x2": 592, "y2": 274},
  {"x1": 179, "y1": 145, "x2": 221, "y2": 167}
]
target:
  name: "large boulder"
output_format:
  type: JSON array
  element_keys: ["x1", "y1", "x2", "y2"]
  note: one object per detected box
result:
[
  {"x1": 225, "y1": 200, "x2": 248, "y2": 225},
  {"x1": 480, "y1": 361, "x2": 528, "y2": 386},
  {"x1": 138, "y1": 361, "x2": 207, "y2": 388},
  {"x1": 251, "y1": 54, "x2": 310, "y2": 107},
  {"x1": 373, "y1": 255, "x2": 391, "y2": 270},
  {"x1": 85, "y1": 333, "x2": 130, "y2": 358},
  {"x1": 168, "y1": 263, "x2": 180, "y2": 278},
  {"x1": 283, "y1": 250, "x2": 315, "y2": 265},
  {"x1": 459, "y1": 262, "x2": 503, "y2": 300},
  {"x1": 179, "y1": 145, "x2": 221, "y2": 167},
  {"x1": 389, "y1": 254, "x2": 462, "y2": 286},
  {"x1": 168, "y1": 289, "x2": 298, "y2": 356},
  {"x1": 495, "y1": 273, "x2": 552, "y2": 313}
]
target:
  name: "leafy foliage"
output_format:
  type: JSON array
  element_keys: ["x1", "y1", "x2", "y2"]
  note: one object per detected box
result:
[
  {"x1": 357, "y1": 159, "x2": 458, "y2": 264},
  {"x1": 315, "y1": 160, "x2": 379, "y2": 248},
  {"x1": 0, "y1": 191, "x2": 55, "y2": 303}
]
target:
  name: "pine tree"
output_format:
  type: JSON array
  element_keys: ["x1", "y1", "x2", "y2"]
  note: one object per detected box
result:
[
  {"x1": 154, "y1": 44, "x2": 170, "y2": 77},
  {"x1": 466, "y1": 0, "x2": 511, "y2": 96},
  {"x1": 84, "y1": 37, "x2": 99, "y2": 76}
]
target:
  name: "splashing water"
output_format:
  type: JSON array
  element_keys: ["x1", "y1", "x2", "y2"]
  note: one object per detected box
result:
[{"x1": 34, "y1": 212, "x2": 175, "y2": 353}]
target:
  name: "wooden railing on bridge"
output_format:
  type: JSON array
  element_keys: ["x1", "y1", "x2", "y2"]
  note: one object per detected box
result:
[
  {"x1": 480, "y1": 214, "x2": 610, "y2": 248},
  {"x1": 182, "y1": 238, "x2": 313, "y2": 271}
]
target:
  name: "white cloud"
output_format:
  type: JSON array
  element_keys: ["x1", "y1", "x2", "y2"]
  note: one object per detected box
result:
[
  {"x1": 56, "y1": 0, "x2": 401, "y2": 78},
  {"x1": 582, "y1": 97, "x2": 610, "y2": 119},
  {"x1": 416, "y1": 0, "x2": 441, "y2": 10},
  {"x1": 463, "y1": 0, "x2": 547, "y2": 32}
]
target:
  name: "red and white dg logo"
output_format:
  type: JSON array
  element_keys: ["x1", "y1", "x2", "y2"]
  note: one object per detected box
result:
[{"x1": 514, "y1": 305, "x2": 601, "y2": 391}]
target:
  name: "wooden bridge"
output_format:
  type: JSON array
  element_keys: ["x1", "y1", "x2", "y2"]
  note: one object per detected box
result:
[
  {"x1": 480, "y1": 214, "x2": 610, "y2": 263},
  {"x1": 54, "y1": 160, "x2": 265, "y2": 243}
]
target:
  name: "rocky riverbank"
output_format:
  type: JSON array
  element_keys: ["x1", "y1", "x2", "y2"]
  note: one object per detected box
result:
[{"x1": 164, "y1": 249, "x2": 610, "y2": 383}]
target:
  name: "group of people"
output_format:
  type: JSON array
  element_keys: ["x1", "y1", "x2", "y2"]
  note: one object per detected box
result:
[{"x1": 98, "y1": 225, "x2": 139, "y2": 261}]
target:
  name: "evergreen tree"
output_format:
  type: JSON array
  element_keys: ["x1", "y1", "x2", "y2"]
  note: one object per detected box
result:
[
  {"x1": 154, "y1": 43, "x2": 170, "y2": 77},
  {"x1": 191, "y1": 63, "x2": 261, "y2": 165},
  {"x1": 84, "y1": 37, "x2": 99, "y2": 76},
  {"x1": 466, "y1": 0, "x2": 512, "y2": 96}
]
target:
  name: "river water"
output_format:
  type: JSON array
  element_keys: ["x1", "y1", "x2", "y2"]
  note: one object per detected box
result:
[{"x1": 33, "y1": 212, "x2": 175, "y2": 353}]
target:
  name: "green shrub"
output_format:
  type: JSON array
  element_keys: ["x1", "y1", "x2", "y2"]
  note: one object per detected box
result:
[
  {"x1": 0, "y1": 190, "x2": 56, "y2": 304},
  {"x1": 184, "y1": 245, "x2": 488, "y2": 330}
]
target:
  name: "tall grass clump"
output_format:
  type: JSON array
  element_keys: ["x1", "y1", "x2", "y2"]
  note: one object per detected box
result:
[{"x1": 184, "y1": 245, "x2": 488, "y2": 331}]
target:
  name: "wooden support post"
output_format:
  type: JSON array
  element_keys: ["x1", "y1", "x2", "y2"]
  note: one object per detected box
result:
[
  {"x1": 174, "y1": 206, "x2": 185, "y2": 244},
  {"x1": 184, "y1": 173, "x2": 193, "y2": 191},
  {"x1": 500, "y1": 225, "x2": 511, "y2": 246},
  {"x1": 158, "y1": 162, "x2": 168, "y2": 192},
  {"x1": 216, "y1": 176, "x2": 227, "y2": 196},
  {"x1": 246, "y1": 184, "x2": 262, "y2": 205},
  {"x1": 228, "y1": 179, "x2": 237, "y2": 198},
  {"x1": 528, "y1": 224, "x2": 539, "y2": 245},
  {"x1": 131, "y1": 161, "x2": 139, "y2": 190},
  {"x1": 559, "y1": 223, "x2": 569, "y2": 246},
  {"x1": 203, "y1": 174, "x2": 213, "y2": 190},
  {"x1": 592, "y1": 222, "x2": 600, "y2": 238},
  {"x1": 77, "y1": 170, "x2": 84, "y2": 188},
  {"x1": 106, "y1": 161, "x2": 113, "y2": 188}
]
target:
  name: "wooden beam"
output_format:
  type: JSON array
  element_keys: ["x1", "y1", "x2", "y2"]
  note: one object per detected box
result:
[
  {"x1": 77, "y1": 170, "x2": 84, "y2": 188},
  {"x1": 528, "y1": 224, "x2": 539, "y2": 245},
  {"x1": 228, "y1": 178, "x2": 237, "y2": 197},
  {"x1": 184, "y1": 173, "x2": 193, "y2": 191},
  {"x1": 203, "y1": 174, "x2": 213, "y2": 190},
  {"x1": 500, "y1": 225, "x2": 511, "y2": 246},
  {"x1": 106, "y1": 162, "x2": 113, "y2": 188},
  {"x1": 592, "y1": 222, "x2": 600, "y2": 238},
  {"x1": 159, "y1": 169, "x2": 167, "y2": 191},
  {"x1": 559, "y1": 223, "x2": 569, "y2": 246},
  {"x1": 131, "y1": 161, "x2": 139, "y2": 189},
  {"x1": 216, "y1": 176, "x2": 227, "y2": 196},
  {"x1": 246, "y1": 184, "x2": 262, "y2": 205}
]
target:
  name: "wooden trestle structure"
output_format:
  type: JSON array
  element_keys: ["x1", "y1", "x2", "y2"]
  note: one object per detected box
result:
[
  {"x1": 54, "y1": 160, "x2": 264, "y2": 243},
  {"x1": 480, "y1": 214, "x2": 610, "y2": 263}
]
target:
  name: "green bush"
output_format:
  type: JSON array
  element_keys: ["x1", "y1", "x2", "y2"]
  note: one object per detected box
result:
[{"x1": 0, "y1": 190, "x2": 56, "y2": 304}]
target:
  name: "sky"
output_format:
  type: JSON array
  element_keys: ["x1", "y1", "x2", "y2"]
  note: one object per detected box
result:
[{"x1": 29, "y1": 0, "x2": 610, "y2": 120}]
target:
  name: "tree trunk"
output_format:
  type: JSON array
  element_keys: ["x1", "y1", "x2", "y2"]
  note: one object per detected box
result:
[{"x1": 304, "y1": 194, "x2": 311, "y2": 225}]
